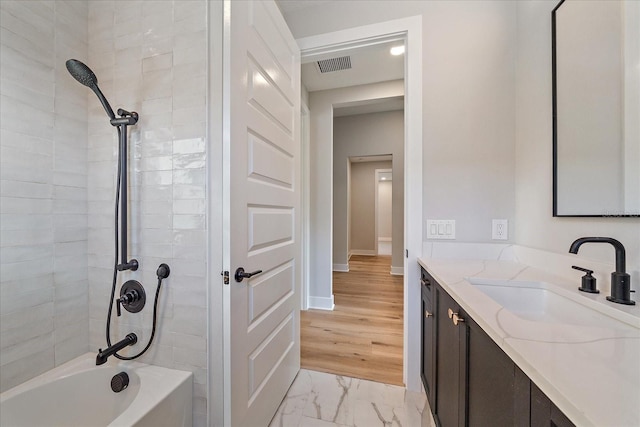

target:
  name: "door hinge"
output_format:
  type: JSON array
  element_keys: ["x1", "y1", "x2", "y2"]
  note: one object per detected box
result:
[
  {"x1": 222, "y1": 271, "x2": 229, "y2": 285},
  {"x1": 406, "y1": 249, "x2": 408, "y2": 258}
]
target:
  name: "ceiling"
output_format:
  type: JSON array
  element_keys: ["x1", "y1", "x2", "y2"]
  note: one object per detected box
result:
[
  {"x1": 275, "y1": 1, "x2": 405, "y2": 116},
  {"x1": 301, "y1": 40, "x2": 405, "y2": 92},
  {"x1": 276, "y1": 0, "x2": 335, "y2": 14}
]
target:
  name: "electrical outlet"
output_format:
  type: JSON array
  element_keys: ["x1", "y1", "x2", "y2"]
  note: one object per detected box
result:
[{"x1": 492, "y1": 219, "x2": 508, "y2": 240}]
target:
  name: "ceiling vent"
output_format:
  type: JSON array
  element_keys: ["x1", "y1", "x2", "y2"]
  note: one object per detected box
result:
[{"x1": 316, "y1": 56, "x2": 352, "y2": 73}]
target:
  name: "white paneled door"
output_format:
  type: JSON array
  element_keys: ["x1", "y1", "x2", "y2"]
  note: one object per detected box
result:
[{"x1": 223, "y1": 1, "x2": 301, "y2": 426}]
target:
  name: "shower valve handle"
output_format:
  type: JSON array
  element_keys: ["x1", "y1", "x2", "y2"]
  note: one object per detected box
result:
[
  {"x1": 116, "y1": 290, "x2": 140, "y2": 317},
  {"x1": 116, "y1": 280, "x2": 146, "y2": 316}
]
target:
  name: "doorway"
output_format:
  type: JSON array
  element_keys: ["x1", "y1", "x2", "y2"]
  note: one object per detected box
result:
[{"x1": 299, "y1": 15, "x2": 423, "y2": 390}]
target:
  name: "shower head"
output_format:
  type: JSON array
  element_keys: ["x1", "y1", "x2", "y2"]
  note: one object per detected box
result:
[
  {"x1": 66, "y1": 59, "x2": 98, "y2": 88},
  {"x1": 65, "y1": 59, "x2": 115, "y2": 120}
]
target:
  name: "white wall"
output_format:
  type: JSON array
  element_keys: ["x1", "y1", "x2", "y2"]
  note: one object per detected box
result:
[
  {"x1": 0, "y1": 0, "x2": 89, "y2": 392},
  {"x1": 308, "y1": 80, "x2": 404, "y2": 308},
  {"x1": 515, "y1": 1, "x2": 640, "y2": 277}
]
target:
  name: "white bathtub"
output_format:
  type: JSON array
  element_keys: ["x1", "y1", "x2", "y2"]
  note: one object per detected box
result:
[{"x1": 0, "y1": 353, "x2": 192, "y2": 427}]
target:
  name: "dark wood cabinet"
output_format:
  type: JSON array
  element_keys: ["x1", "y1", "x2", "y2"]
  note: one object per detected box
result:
[
  {"x1": 419, "y1": 267, "x2": 575, "y2": 427},
  {"x1": 531, "y1": 383, "x2": 575, "y2": 427},
  {"x1": 433, "y1": 284, "x2": 467, "y2": 427},
  {"x1": 420, "y1": 270, "x2": 435, "y2": 410},
  {"x1": 466, "y1": 315, "x2": 527, "y2": 426}
]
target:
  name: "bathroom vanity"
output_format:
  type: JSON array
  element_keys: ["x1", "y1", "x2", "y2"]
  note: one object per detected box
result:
[{"x1": 418, "y1": 256, "x2": 640, "y2": 427}]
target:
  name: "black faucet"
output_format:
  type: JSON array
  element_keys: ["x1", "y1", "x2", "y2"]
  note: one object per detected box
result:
[
  {"x1": 569, "y1": 237, "x2": 635, "y2": 305},
  {"x1": 96, "y1": 333, "x2": 138, "y2": 365}
]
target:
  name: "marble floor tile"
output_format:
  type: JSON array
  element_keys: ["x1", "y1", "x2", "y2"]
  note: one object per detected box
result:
[{"x1": 270, "y1": 369, "x2": 437, "y2": 427}]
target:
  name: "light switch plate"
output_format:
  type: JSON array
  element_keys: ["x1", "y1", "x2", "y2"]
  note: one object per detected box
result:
[
  {"x1": 426, "y1": 220, "x2": 456, "y2": 240},
  {"x1": 492, "y1": 219, "x2": 508, "y2": 240}
]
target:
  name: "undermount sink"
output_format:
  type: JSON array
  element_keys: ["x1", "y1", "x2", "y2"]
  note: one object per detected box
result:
[{"x1": 465, "y1": 278, "x2": 608, "y2": 327}]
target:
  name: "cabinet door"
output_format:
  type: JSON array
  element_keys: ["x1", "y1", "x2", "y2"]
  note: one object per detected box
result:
[
  {"x1": 466, "y1": 316, "x2": 518, "y2": 426},
  {"x1": 421, "y1": 271, "x2": 435, "y2": 408},
  {"x1": 434, "y1": 285, "x2": 467, "y2": 427},
  {"x1": 531, "y1": 383, "x2": 575, "y2": 427}
]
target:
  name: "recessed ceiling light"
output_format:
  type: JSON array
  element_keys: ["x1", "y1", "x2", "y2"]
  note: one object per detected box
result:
[{"x1": 390, "y1": 45, "x2": 405, "y2": 56}]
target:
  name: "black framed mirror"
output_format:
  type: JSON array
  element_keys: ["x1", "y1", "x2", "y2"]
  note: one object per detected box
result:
[{"x1": 552, "y1": 0, "x2": 640, "y2": 217}]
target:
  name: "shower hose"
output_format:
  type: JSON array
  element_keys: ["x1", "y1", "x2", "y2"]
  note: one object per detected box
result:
[{"x1": 105, "y1": 127, "x2": 164, "y2": 360}]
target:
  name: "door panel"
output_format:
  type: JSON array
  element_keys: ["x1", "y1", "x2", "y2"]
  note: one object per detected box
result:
[{"x1": 224, "y1": 1, "x2": 301, "y2": 426}]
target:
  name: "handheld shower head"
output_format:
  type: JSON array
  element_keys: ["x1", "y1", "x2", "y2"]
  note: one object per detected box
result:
[
  {"x1": 65, "y1": 59, "x2": 115, "y2": 120},
  {"x1": 65, "y1": 59, "x2": 98, "y2": 88}
]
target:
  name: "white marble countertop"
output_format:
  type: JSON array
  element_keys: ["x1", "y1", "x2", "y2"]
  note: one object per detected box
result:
[{"x1": 418, "y1": 256, "x2": 640, "y2": 427}]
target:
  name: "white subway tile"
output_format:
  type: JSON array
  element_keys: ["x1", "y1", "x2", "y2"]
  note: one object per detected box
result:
[
  {"x1": 0, "y1": 329, "x2": 54, "y2": 367},
  {"x1": 172, "y1": 184, "x2": 205, "y2": 200},
  {"x1": 0, "y1": 300, "x2": 53, "y2": 333},
  {"x1": 0, "y1": 316, "x2": 53, "y2": 350},
  {"x1": 1, "y1": 228, "x2": 54, "y2": 247},
  {"x1": 142, "y1": 52, "x2": 172, "y2": 73},
  {"x1": 0, "y1": 181, "x2": 51, "y2": 199},
  {"x1": 0, "y1": 348, "x2": 54, "y2": 393},
  {"x1": 173, "y1": 199, "x2": 205, "y2": 215},
  {"x1": 0, "y1": 244, "x2": 52, "y2": 264},
  {"x1": 142, "y1": 36, "x2": 173, "y2": 59},
  {"x1": 173, "y1": 214, "x2": 205, "y2": 230},
  {"x1": 142, "y1": 13, "x2": 173, "y2": 42}
]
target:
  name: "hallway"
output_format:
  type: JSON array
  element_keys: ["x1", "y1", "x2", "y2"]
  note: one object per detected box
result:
[{"x1": 301, "y1": 256, "x2": 404, "y2": 385}]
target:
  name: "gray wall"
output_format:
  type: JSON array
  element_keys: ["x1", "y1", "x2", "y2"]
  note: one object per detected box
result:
[{"x1": 333, "y1": 111, "x2": 403, "y2": 270}]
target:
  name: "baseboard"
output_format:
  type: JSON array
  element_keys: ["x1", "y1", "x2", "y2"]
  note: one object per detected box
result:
[
  {"x1": 390, "y1": 266, "x2": 404, "y2": 276},
  {"x1": 307, "y1": 296, "x2": 334, "y2": 311},
  {"x1": 350, "y1": 249, "x2": 376, "y2": 256},
  {"x1": 333, "y1": 263, "x2": 349, "y2": 272},
  {"x1": 378, "y1": 237, "x2": 392, "y2": 242}
]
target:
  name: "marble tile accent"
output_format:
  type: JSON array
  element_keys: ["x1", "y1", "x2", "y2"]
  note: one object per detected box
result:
[{"x1": 270, "y1": 370, "x2": 436, "y2": 427}]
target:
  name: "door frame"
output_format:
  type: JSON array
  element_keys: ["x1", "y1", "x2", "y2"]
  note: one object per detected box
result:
[{"x1": 298, "y1": 15, "x2": 423, "y2": 391}]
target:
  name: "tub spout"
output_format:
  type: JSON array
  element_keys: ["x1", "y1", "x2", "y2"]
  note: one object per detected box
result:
[{"x1": 96, "y1": 333, "x2": 137, "y2": 365}]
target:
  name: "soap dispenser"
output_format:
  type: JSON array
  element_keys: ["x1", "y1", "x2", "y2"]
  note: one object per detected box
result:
[{"x1": 572, "y1": 265, "x2": 598, "y2": 293}]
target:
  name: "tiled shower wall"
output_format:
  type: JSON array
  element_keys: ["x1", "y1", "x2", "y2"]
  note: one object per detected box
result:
[
  {"x1": 86, "y1": 1, "x2": 208, "y2": 424},
  {"x1": 1, "y1": 0, "x2": 208, "y2": 423},
  {"x1": 0, "y1": 0, "x2": 89, "y2": 392}
]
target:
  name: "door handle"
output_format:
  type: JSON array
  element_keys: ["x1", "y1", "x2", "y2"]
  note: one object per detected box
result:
[{"x1": 234, "y1": 267, "x2": 263, "y2": 283}]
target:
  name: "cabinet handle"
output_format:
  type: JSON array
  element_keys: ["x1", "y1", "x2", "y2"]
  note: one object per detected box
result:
[
  {"x1": 447, "y1": 308, "x2": 464, "y2": 325},
  {"x1": 421, "y1": 278, "x2": 430, "y2": 286},
  {"x1": 452, "y1": 313, "x2": 465, "y2": 326},
  {"x1": 425, "y1": 310, "x2": 433, "y2": 318}
]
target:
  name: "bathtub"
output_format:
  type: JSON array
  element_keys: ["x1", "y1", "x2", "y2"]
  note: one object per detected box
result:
[{"x1": 0, "y1": 353, "x2": 192, "y2": 427}]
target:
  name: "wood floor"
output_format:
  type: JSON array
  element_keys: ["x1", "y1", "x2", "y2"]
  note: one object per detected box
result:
[{"x1": 301, "y1": 255, "x2": 404, "y2": 385}]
